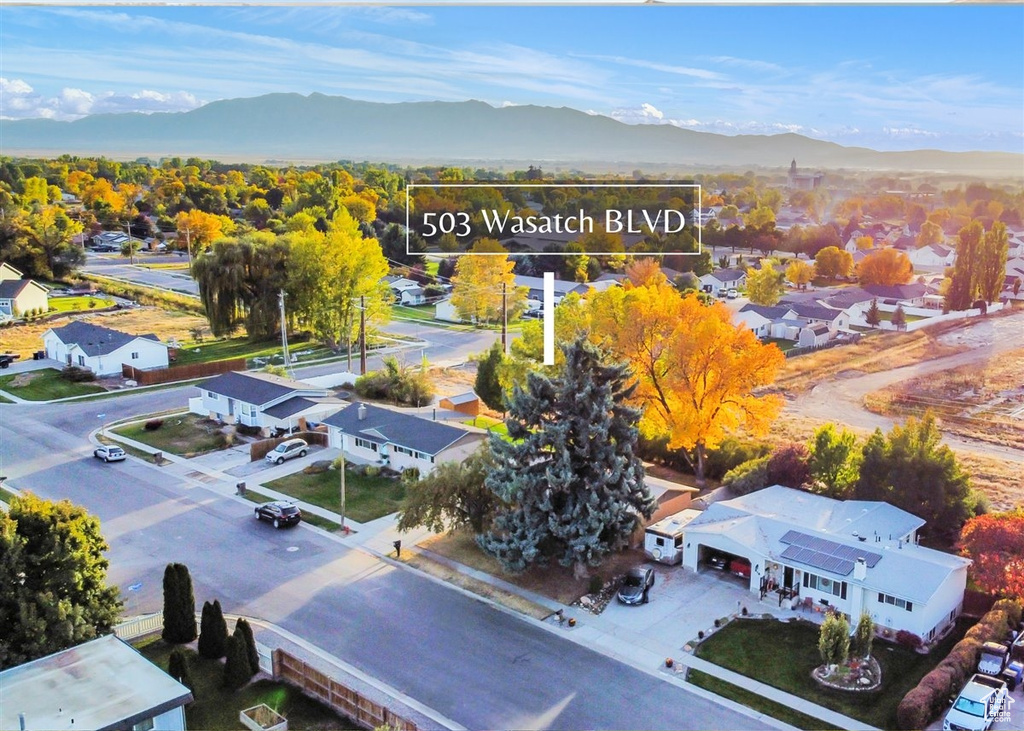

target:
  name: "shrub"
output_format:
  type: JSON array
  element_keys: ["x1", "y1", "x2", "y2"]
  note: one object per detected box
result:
[
  {"x1": 144, "y1": 419, "x2": 164, "y2": 431},
  {"x1": 236, "y1": 618, "x2": 260, "y2": 676},
  {"x1": 237, "y1": 424, "x2": 261, "y2": 437},
  {"x1": 895, "y1": 629, "x2": 922, "y2": 649},
  {"x1": 766, "y1": 442, "x2": 811, "y2": 488},
  {"x1": 704, "y1": 437, "x2": 771, "y2": 480},
  {"x1": 167, "y1": 647, "x2": 196, "y2": 693},
  {"x1": 588, "y1": 576, "x2": 603, "y2": 594},
  {"x1": 722, "y1": 455, "x2": 770, "y2": 495},
  {"x1": 896, "y1": 686, "x2": 933, "y2": 731},
  {"x1": 161, "y1": 563, "x2": 197, "y2": 645},
  {"x1": 222, "y1": 631, "x2": 253, "y2": 690},
  {"x1": 197, "y1": 599, "x2": 228, "y2": 659},
  {"x1": 60, "y1": 366, "x2": 97, "y2": 382},
  {"x1": 992, "y1": 598, "x2": 1022, "y2": 628},
  {"x1": 365, "y1": 466, "x2": 380, "y2": 478},
  {"x1": 353, "y1": 356, "x2": 435, "y2": 407},
  {"x1": 819, "y1": 613, "x2": 851, "y2": 668},
  {"x1": 401, "y1": 467, "x2": 421, "y2": 484}
]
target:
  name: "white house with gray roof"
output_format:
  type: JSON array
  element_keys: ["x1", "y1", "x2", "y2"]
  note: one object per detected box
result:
[
  {"x1": 43, "y1": 320, "x2": 169, "y2": 376},
  {"x1": 195, "y1": 371, "x2": 336, "y2": 436},
  {"x1": 323, "y1": 402, "x2": 482, "y2": 475},
  {"x1": 0, "y1": 634, "x2": 193, "y2": 731},
  {"x1": 681, "y1": 486, "x2": 969, "y2": 640},
  {"x1": 699, "y1": 268, "x2": 747, "y2": 297}
]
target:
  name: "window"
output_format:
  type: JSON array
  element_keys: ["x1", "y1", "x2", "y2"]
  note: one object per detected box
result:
[
  {"x1": 877, "y1": 592, "x2": 913, "y2": 611},
  {"x1": 354, "y1": 437, "x2": 378, "y2": 452},
  {"x1": 77, "y1": 355, "x2": 85, "y2": 366},
  {"x1": 674, "y1": 535, "x2": 683, "y2": 548},
  {"x1": 207, "y1": 391, "x2": 218, "y2": 399},
  {"x1": 132, "y1": 718, "x2": 154, "y2": 731},
  {"x1": 655, "y1": 537, "x2": 665, "y2": 547},
  {"x1": 131, "y1": 351, "x2": 139, "y2": 360},
  {"x1": 805, "y1": 572, "x2": 846, "y2": 598}
]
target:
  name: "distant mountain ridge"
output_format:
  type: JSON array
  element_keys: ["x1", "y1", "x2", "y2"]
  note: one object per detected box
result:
[{"x1": 2, "y1": 93, "x2": 1020, "y2": 175}]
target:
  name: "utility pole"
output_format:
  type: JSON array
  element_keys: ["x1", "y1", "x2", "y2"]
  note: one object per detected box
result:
[
  {"x1": 278, "y1": 290, "x2": 293, "y2": 377},
  {"x1": 359, "y1": 296, "x2": 367, "y2": 374},
  {"x1": 339, "y1": 448, "x2": 346, "y2": 532},
  {"x1": 125, "y1": 220, "x2": 135, "y2": 265},
  {"x1": 501, "y1": 281, "x2": 508, "y2": 354},
  {"x1": 183, "y1": 225, "x2": 192, "y2": 268}
]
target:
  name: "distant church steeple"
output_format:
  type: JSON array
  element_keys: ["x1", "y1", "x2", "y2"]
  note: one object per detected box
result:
[{"x1": 790, "y1": 159, "x2": 798, "y2": 174}]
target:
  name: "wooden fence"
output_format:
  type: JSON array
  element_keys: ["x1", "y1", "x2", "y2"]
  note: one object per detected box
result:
[
  {"x1": 122, "y1": 357, "x2": 246, "y2": 386},
  {"x1": 250, "y1": 430, "x2": 329, "y2": 462},
  {"x1": 273, "y1": 649, "x2": 418, "y2": 731}
]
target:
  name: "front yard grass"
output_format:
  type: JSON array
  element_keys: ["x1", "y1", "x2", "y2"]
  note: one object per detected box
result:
[
  {"x1": 112, "y1": 413, "x2": 228, "y2": 456},
  {"x1": 694, "y1": 616, "x2": 969, "y2": 730},
  {"x1": 48, "y1": 295, "x2": 116, "y2": 312},
  {"x1": 264, "y1": 468, "x2": 405, "y2": 524},
  {"x1": 467, "y1": 414, "x2": 509, "y2": 436},
  {"x1": 171, "y1": 337, "x2": 290, "y2": 366},
  {"x1": 134, "y1": 636, "x2": 356, "y2": 730},
  {"x1": 686, "y1": 669, "x2": 829, "y2": 731},
  {"x1": 0, "y1": 369, "x2": 106, "y2": 400}
]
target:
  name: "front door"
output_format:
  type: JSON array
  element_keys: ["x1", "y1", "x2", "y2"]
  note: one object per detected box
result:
[{"x1": 784, "y1": 566, "x2": 794, "y2": 590}]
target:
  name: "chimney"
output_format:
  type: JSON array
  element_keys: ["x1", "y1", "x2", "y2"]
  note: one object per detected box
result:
[
  {"x1": 357, "y1": 404, "x2": 366, "y2": 421},
  {"x1": 19, "y1": 713, "x2": 26, "y2": 731},
  {"x1": 854, "y1": 557, "x2": 866, "y2": 581}
]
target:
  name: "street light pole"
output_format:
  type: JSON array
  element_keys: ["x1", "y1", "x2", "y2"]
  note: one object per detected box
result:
[{"x1": 339, "y1": 448, "x2": 346, "y2": 532}]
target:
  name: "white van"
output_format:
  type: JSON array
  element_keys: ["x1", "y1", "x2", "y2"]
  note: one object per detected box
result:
[{"x1": 644, "y1": 509, "x2": 702, "y2": 565}]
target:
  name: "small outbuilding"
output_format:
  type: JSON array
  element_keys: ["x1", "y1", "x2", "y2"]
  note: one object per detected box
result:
[{"x1": 439, "y1": 391, "x2": 481, "y2": 417}]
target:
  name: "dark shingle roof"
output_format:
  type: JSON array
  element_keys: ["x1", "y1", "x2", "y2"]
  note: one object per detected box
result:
[
  {"x1": 263, "y1": 397, "x2": 317, "y2": 419},
  {"x1": 711, "y1": 268, "x2": 746, "y2": 283},
  {"x1": 823, "y1": 287, "x2": 875, "y2": 309},
  {"x1": 791, "y1": 303, "x2": 843, "y2": 322},
  {"x1": 323, "y1": 403, "x2": 472, "y2": 455},
  {"x1": 864, "y1": 283, "x2": 927, "y2": 300},
  {"x1": 200, "y1": 371, "x2": 321, "y2": 406},
  {"x1": 0, "y1": 280, "x2": 32, "y2": 298},
  {"x1": 49, "y1": 320, "x2": 161, "y2": 356},
  {"x1": 740, "y1": 304, "x2": 793, "y2": 319}
]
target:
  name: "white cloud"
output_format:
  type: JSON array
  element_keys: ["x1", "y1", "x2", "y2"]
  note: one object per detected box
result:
[
  {"x1": 610, "y1": 103, "x2": 665, "y2": 124},
  {"x1": 0, "y1": 77, "x2": 203, "y2": 120},
  {"x1": 882, "y1": 127, "x2": 941, "y2": 139}
]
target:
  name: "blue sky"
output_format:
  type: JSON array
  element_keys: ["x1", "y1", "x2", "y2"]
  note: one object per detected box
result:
[{"x1": 1, "y1": 5, "x2": 1022, "y2": 153}]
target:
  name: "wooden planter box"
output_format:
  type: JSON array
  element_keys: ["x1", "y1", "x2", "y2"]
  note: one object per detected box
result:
[{"x1": 240, "y1": 704, "x2": 288, "y2": 731}]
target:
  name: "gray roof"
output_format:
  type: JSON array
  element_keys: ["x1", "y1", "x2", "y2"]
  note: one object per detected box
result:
[
  {"x1": 263, "y1": 396, "x2": 318, "y2": 419},
  {"x1": 790, "y1": 303, "x2": 843, "y2": 322},
  {"x1": 864, "y1": 283, "x2": 927, "y2": 300},
  {"x1": 514, "y1": 275, "x2": 586, "y2": 297},
  {"x1": 323, "y1": 402, "x2": 473, "y2": 455},
  {"x1": 0, "y1": 635, "x2": 192, "y2": 731},
  {"x1": 48, "y1": 320, "x2": 162, "y2": 356},
  {"x1": 822, "y1": 287, "x2": 875, "y2": 309},
  {"x1": 710, "y1": 268, "x2": 746, "y2": 283},
  {"x1": 0, "y1": 279, "x2": 33, "y2": 298},
  {"x1": 201, "y1": 371, "x2": 324, "y2": 407},
  {"x1": 740, "y1": 303, "x2": 794, "y2": 320},
  {"x1": 440, "y1": 391, "x2": 478, "y2": 406}
]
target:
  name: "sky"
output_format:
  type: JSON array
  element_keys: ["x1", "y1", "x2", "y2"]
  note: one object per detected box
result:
[{"x1": 1, "y1": 4, "x2": 1022, "y2": 153}]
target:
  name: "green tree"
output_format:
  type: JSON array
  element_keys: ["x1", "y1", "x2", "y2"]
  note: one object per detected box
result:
[
  {"x1": 853, "y1": 415, "x2": 974, "y2": 543},
  {"x1": 1, "y1": 205, "x2": 85, "y2": 279},
  {"x1": 819, "y1": 613, "x2": 850, "y2": 672},
  {"x1": 946, "y1": 221, "x2": 983, "y2": 311},
  {"x1": 978, "y1": 221, "x2": 1009, "y2": 303},
  {"x1": 853, "y1": 611, "x2": 874, "y2": 660},
  {"x1": 168, "y1": 647, "x2": 196, "y2": 693},
  {"x1": 451, "y1": 238, "x2": 526, "y2": 324},
  {"x1": 235, "y1": 617, "x2": 260, "y2": 675},
  {"x1": 478, "y1": 339, "x2": 655, "y2": 577},
  {"x1": 397, "y1": 445, "x2": 502, "y2": 535},
  {"x1": 197, "y1": 599, "x2": 228, "y2": 659},
  {"x1": 865, "y1": 299, "x2": 881, "y2": 329},
  {"x1": 808, "y1": 424, "x2": 859, "y2": 497},
  {"x1": 0, "y1": 494, "x2": 122, "y2": 669},
  {"x1": 222, "y1": 630, "x2": 253, "y2": 690},
  {"x1": 891, "y1": 305, "x2": 907, "y2": 332},
  {"x1": 815, "y1": 246, "x2": 853, "y2": 279},
  {"x1": 474, "y1": 342, "x2": 506, "y2": 413},
  {"x1": 161, "y1": 563, "x2": 197, "y2": 645},
  {"x1": 745, "y1": 261, "x2": 785, "y2": 306}
]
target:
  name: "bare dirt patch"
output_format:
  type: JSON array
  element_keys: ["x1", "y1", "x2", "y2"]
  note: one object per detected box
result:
[
  {"x1": 863, "y1": 348, "x2": 1024, "y2": 451},
  {"x1": 9, "y1": 372, "x2": 40, "y2": 388}
]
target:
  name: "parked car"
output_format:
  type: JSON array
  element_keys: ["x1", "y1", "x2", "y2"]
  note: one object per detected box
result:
[
  {"x1": 254, "y1": 501, "x2": 302, "y2": 529},
  {"x1": 726, "y1": 288, "x2": 739, "y2": 299},
  {"x1": 616, "y1": 566, "x2": 655, "y2": 605},
  {"x1": 730, "y1": 558, "x2": 752, "y2": 579},
  {"x1": 979, "y1": 641, "x2": 1009, "y2": 676},
  {"x1": 264, "y1": 438, "x2": 308, "y2": 465},
  {"x1": 0, "y1": 354, "x2": 19, "y2": 369},
  {"x1": 93, "y1": 445, "x2": 126, "y2": 463},
  {"x1": 942, "y1": 674, "x2": 1008, "y2": 731},
  {"x1": 707, "y1": 553, "x2": 729, "y2": 571}
]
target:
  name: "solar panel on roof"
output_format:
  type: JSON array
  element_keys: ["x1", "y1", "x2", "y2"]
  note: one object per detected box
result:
[{"x1": 779, "y1": 530, "x2": 883, "y2": 569}]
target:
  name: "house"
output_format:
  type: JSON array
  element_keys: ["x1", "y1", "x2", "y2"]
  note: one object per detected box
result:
[
  {"x1": 195, "y1": 371, "x2": 333, "y2": 436},
  {"x1": 735, "y1": 304, "x2": 795, "y2": 339},
  {"x1": 787, "y1": 160, "x2": 824, "y2": 191},
  {"x1": 43, "y1": 321, "x2": 169, "y2": 376},
  {"x1": 434, "y1": 297, "x2": 465, "y2": 323},
  {"x1": 514, "y1": 275, "x2": 588, "y2": 304},
  {"x1": 798, "y1": 322, "x2": 831, "y2": 347},
  {"x1": 680, "y1": 486, "x2": 970, "y2": 640},
  {"x1": 400, "y1": 287, "x2": 427, "y2": 306},
  {"x1": 907, "y1": 244, "x2": 955, "y2": 269},
  {"x1": 385, "y1": 276, "x2": 420, "y2": 296},
  {"x1": 90, "y1": 231, "x2": 129, "y2": 250},
  {"x1": 788, "y1": 302, "x2": 849, "y2": 333},
  {"x1": 0, "y1": 263, "x2": 48, "y2": 318},
  {"x1": 699, "y1": 268, "x2": 747, "y2": 297},
  {"x1": 439, "y1": 391, "x2": 481, "y2": 417},
  {"x1": 0, "y1": 634, "x2": 193, "y2": 731},
  {"x1": 323, "y1": 402, "x2": 483, "y2": 476},
  {"x1": 863, "y1": 282, "x2": 928, "y2": 307}
]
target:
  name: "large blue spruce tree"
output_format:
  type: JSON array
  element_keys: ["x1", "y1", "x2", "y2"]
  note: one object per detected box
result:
[{"x1": 478, "y1": 338, "x2": 655, "y2": 577}]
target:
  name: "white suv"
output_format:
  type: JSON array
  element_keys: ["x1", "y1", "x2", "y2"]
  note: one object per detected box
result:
[{"x1": 265, "y1": 438, "x2": 309, "y2": 465}]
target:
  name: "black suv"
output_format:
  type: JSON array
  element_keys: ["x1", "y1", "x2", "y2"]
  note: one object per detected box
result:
[{"x1": 254, "y1": 501, "x2": 301, "y2": 529}]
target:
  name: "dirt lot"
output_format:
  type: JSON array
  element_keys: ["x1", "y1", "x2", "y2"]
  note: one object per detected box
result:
[
  {"x1": 0, "y1": 307, "x2": 211, "y2": 359},
  {"x1": 864, "y1": 348, "x2": 1024, "y2": 451}
]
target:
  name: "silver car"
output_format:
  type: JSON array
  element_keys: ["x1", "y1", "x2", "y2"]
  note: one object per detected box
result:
[
  {"x1": 93, "y1": 445, "x2": 126, "y2": 462},
  {"x1": 264, "y1": 438, "x2": 308, "y2": 465}
]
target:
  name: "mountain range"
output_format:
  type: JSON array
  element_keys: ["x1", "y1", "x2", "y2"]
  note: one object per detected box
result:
[{"x1": 2, "y1": 93, "x2": 1021, "y2": 176}]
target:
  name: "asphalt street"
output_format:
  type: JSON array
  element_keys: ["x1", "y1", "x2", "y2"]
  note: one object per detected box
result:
[{"x1": 0, "y1": 399, "x2": 772, "y2": 730}]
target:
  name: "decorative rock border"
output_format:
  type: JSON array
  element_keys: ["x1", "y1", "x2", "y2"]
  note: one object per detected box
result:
[{"x1": 812, "y1": 656, "x2": 882, "y2": 692}]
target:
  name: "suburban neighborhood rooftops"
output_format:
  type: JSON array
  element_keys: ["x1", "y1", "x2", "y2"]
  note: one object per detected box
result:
[
  {"x1": 864, "y1": 283, "x2": 928, "y2": 300},
  {"x1": 323, "y1": 402, "x2": 473, "y2": 455},
  {"x1": 739, "y1": 303, "x2": 794, "y2": 320},
  {"x1": 47, "y1": 320, "x2": 162, "y2": 357},
  {"x1": 0, "y1": 634, "x2": 192, "y2": 731},
  {"x1": 0, "y1": 279, "x2": 38, "y2": 298},
  {"x1": 789, "y1": 303, "x2": 843, "y2": 322},
  {"x1": 263, "y1": 396, "x2": 319, "y2": 419},
  {"x1": 821, "y1": 287, "x2": 875, "y2": 309},
  {"x1": 201, "y1": 371, "x2": 326, "y2": 406},
  {"x1": 708, "y1": 268, "x2": 746, "y2": 282},
  {"x1": 513, "y1": 275, "x2": 586, "y2": 296}
]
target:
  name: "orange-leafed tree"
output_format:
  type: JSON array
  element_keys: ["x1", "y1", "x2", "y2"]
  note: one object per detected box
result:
[
  {"x1": 857, "y1": 248, "x2": 914, "y2": 286},
  {"x1": 591, "y1": 283, "x2": 785, "y2": 485},
  {"x1": 624, "y1": 257, "x2": 667, "y2": 288},
  {"x1": 959, "y1": 508, "x2": 1024, "y2": 598},
  {"x1": 176, "y1": 209, "x2": 227, "y2": 258}
]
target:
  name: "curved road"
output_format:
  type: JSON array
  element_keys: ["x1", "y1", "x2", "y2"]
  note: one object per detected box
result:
[{"x1": 789, "y1": 311, "x2": 1024, "y2": 462}]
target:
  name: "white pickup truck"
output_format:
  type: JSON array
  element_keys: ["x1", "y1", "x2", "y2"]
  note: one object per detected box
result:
[{"x1": 943, "y1": 674, "x2": 1009, "y2": 731}]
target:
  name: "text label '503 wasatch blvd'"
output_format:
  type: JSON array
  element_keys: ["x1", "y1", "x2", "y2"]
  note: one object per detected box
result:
[{"x1": 406, "y1": 182, "x2": 701, "y2": 256}]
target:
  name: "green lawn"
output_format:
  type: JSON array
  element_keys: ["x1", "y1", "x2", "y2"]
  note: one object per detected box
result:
[
  {"x1": 112, "y1": 413, "x2": 228, "y2": 456},
  {"x1": 265, "y1": 468, "x2": 405, "y2": 523},
  {"x1": 687, "y1": 669, "x2": 830, "y2": 731},
  {"x1": 695, "y1": 617, "x2": 969, "y2": 730},
  {"x1": 48, "y1": 295, "x2": 117, "y2": 313},
  {"x1": 171, "y1": 337, "x2": 291, "y2": 366},
  {"x1": 468, "y1": 415, "x2": 509, "y2": 436},
  {"x1": 0, "y1": 369, "x2": 106, "y2": 400},
  {"x1": 877, "y1": 310, "x2": 927, "y2": 323},
  {"x1": 392, "y1": 304, "x2": 441, "y2": 323},
  {"x1": 0, "y1": 393, "x2": 12, "y2": 404},
  {"x1": 764, "y1": 337, "x2": 797, "y2": 352},
  {"x1": 134, "y1": 636, "x2": 356, "y2": 730}
]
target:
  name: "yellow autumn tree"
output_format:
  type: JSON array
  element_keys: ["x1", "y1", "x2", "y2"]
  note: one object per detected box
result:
[
  {"x1": 450, "y1": 238, "x2": 525, "y2": 324},
  {"x1": 176, "y1": 209, "x2": 229, "y2": 258},
  {"x1": 785, "y1": 259, "x2": 814, "y2": 289},
  {"x1": 857, "y1": 248, "x2": 914, "y2": 286},
  {"x1": 591, "y1": 283, "x2": 785, "y2": 485}
]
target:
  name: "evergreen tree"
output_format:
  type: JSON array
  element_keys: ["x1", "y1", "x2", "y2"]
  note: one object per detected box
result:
[
  {"x1": 853, "y1": 611, "x2": 874, "y2": 660},
  {"x1": 222, "y1": 629, "x2": 253, "y2": 690},
  {"x1": 161, "y1": 563, "x2": 196, "y2": 644},
  {"x1": 864, "y1": 299, "x2": 881, "y2": 329},
  {"x1": 197, "y1": 599, "x2": 228, "y2": 659},
  {"x1": 168, "y1": 647, "x2": 196, "y2": 693},
  {"x1": 474, "y1": 342, "x2": 506, "y2": 413},
  {"x1": 478, "y1": 338, "x2": 655, "y2": 577},
  {"x1": 891, "y1": 305, "x2": 907, "y2": 332},
  {"x1": 819, "y1": 613, "x2": 850, "y2": 672},
  {"x1": 236, "y1": 617, "x2": 260, "y2": 676}
]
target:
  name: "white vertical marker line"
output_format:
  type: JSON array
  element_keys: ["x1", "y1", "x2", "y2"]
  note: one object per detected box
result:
[{"x1": 543, "y1": 271, "x2": 555, "y2": 365}]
